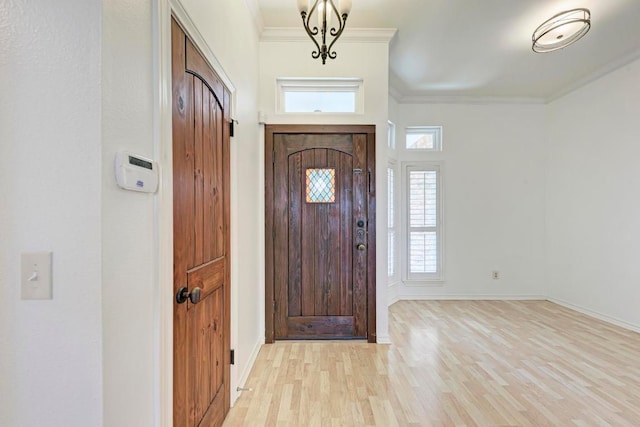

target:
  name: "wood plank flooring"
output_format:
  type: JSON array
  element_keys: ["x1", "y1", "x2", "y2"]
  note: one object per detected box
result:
[{"x1": 223, "y1": 301, "x2": 640, "y2": 426}]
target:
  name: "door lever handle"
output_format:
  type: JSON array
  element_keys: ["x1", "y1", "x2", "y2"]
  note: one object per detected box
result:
[{"x1": 176, "y1": 286, "x2": 202, "y2": 304}]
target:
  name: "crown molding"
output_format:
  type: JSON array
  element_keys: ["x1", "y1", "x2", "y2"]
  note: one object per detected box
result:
[
  {"x1": 547, "y1": 46, "x2": 640, "y2": 103},
  {"x1": 391, "y1": 93, "x2": 545, "y2": 105},
  {"x1": 403, "y1": 95, "x2": 545, "y2": 105},
  {"x1": 388, "y1": 85, "x2": 403, "y2": 103},
  {"x1": 261, "y1": 27, "x2": 397, "y2": 43}
]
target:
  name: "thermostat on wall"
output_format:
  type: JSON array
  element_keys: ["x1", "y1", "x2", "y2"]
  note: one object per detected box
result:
[{"x1": 115, "y1": 151, "x2": 159, "y2": 193}]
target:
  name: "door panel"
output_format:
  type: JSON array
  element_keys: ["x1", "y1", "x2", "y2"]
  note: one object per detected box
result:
[
  {"x1": 265, "y1": 126, "x2": 376, "y2": 342},
  {"x1": 187, "y1": 258, "x2": 224, "y2": 300},
  {"x1": 288, "y1": 148, "x2": 353, "y2": 318},
  {"x1": 172, "y1": 18, "x2": 230, "y2": 427}
]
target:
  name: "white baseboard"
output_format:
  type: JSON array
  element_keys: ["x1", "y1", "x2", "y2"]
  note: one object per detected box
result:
[
  {"x1": 387, "y1": 283, "x2": 400, "y2": 306},
  {"x1": 387, "y1": 294, "x2": 400, "y2": 306},
  {"x1": 393, "y1": 294, "x2": 545, "y2": 301},
  {"x1": 376, "y1": 334, "x2": 391, "y2": 344},
  {"x1": 547, "y1": 297, "x2": 640, "y2": 334},
  {"x1": 231, "y1": 336, "x2": 264, "y2": 406}
]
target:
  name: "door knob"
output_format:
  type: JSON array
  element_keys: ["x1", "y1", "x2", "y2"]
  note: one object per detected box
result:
[
  {"x1": 356, "y1": 243, "x2": 366, "y2": 251},
  {"x1": 176, "y1": 286, "x2": 202, "y2": 304}
]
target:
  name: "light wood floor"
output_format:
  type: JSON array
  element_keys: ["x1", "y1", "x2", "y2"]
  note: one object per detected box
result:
[{"x1": 223, "y1": 301, "x2": 640, "y2": 426}]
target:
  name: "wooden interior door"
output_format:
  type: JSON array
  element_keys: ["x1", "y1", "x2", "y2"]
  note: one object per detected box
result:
[
  {"x1": 265, "y1": 125, "x2": 376, "y2": 343},
  {"x1": 172, "y1": 18, "x2": 231, "y2": 427}
]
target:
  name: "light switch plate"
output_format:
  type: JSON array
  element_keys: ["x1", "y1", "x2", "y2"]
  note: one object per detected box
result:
[{"x1": 21, "y1": 252, "x2": 52, "y2": 300}]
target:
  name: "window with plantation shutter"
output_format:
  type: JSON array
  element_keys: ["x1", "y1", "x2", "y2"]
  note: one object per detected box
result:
[{"x1": 405, "y1": 163, "x2": 442, "y2": 280}]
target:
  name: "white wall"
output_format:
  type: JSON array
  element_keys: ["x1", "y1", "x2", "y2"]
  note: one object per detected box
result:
[
  {"x1": 259, "y1": 29, "x2": 394, "y2": 342},
  {"x1": 0, "y1": 1, "x2": 103, "y2": 426},
  {"x1": 546, "y1": 57, "x2": 640, "y2": 330},
  {"x1": 389, "y1": 101, "x2": 547, "y2": 300},
  {"x1": 101, "y1": 1, "x2": 156, "y2": 426}
]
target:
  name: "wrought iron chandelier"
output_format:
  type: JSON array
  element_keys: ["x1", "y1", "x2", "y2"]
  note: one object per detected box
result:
[{"x1": 297, "y1": 0, "x2": 352, "y2": 64}]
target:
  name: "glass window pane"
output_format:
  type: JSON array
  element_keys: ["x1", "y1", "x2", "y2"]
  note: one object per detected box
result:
[
  {"x1": 306, "y1": 168, "x2": 336, "y2": 203},
  {"x1": 406, "y1": 127, "x2": 442, "y2": 151},
  {"x1": 388, "y1": 230, "x2": 395, "y2": 277},
  {"x1": 407, "y1": 133, "x2": 434, "y2": 149},
  {"x1": 387, "y1": 167, "x2": 394, "y2": 228},
  {"x1": 405, "y1": 164, "x2": 441, "y2": 280},
  {"x1": 409, "y1": 170, "x2": 437, "y2": 227},
  {"x1": 285, "y1": 91, "x2": 355, "y2": 113},
  {"x1": 409, "y1": 231, "x2": 437, "y2": 273},
  {"x1": 388, "y1": 121, "x2": 396, "y2": 149}
]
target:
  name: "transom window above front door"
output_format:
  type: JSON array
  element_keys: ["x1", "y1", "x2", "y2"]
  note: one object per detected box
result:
[{"x1": 277, "y1": 78, "x2": 363, "y2": 113}]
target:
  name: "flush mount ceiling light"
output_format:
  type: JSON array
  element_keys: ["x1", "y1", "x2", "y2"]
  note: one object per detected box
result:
[
  {"x1": 532, "y1": 8, "x2": 591, "y2": 53},
  {"x1": 297, "y1": 0, "x2": 352, "y2": 64}
]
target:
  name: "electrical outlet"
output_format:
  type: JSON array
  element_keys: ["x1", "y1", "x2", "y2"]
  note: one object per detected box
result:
[{"x1": 492, "y1": 270, "x2": 500, "y2": 280}]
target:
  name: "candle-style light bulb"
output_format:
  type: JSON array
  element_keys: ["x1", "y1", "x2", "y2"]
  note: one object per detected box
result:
[
  {"x1": 297, "y1": 0, "x2": 309, "y2": 14},
  {"x1": 339, "y1": 0, "x2": 351, "y2": 15}
]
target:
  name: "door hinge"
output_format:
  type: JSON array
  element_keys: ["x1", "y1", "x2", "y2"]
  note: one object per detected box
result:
[
  {"x1": 230, "y1": 119, "x2": 237, "y2": 137},
  {"x1": 273, "y1": 300, "x2": 277, "y2": 312},
  {"x1": 230, "y1": 349, "x2": 235, "y2": 365}
]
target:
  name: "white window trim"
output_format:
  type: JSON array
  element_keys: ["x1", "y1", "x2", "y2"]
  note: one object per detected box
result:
[
  {"x1": 276, "y1": 77, "x2": 364, "y2": 114},
  {"x1": 387, "y1": 160, "x2": 400, "y2": 285},
  {"x1": 387, "y1": 120, "x2": 396, "y2": 151},
  {"x1": 405, "y1": 126, "x2": 443, "y2": 151},
  {"x1": 402, "y1": 161, "x2": 444, "y2": 284}
]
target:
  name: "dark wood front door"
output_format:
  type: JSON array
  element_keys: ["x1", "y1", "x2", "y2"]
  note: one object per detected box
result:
[
  {"x1": 172, "y1": 18, "x2": 231, "y2": 427},
  {"x1": 265, "y1": 125, "x2": 376, "y2": 343}
]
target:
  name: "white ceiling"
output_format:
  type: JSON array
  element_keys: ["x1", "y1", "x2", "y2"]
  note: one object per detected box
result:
[{"x1": 254, "y1": 0, "x2": 640, "y2": 101}]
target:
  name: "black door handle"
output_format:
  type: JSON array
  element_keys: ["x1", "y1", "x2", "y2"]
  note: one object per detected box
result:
[{"x1": 176, "y1": 286, "x2": 202, "y2": 304}]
